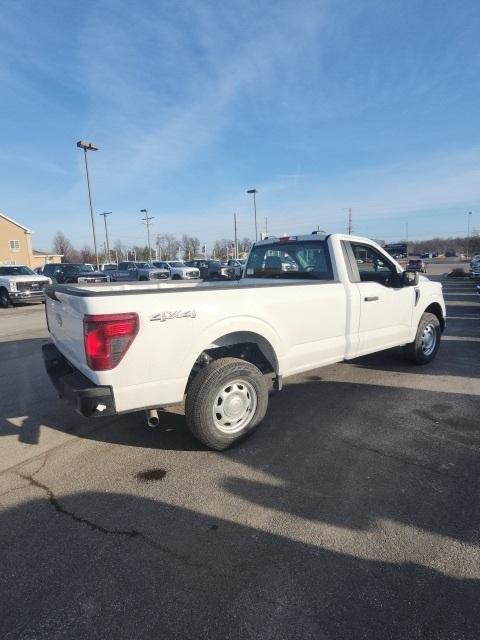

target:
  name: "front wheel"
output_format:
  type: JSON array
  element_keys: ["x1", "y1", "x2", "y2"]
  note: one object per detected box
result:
[
  {"x1": 403, "y1": 312, "x2": 441, "y2": 364},
  {"x1": 0, "y1": 288, "x2": 10, "y2": 309},
  {"x1": 185, "y1": 357, "x2": 269, "y2": 450}
]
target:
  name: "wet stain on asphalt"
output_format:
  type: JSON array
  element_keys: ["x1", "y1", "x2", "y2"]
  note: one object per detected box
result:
[
  {"x1": 430, "y1": 403, "x2": 453, "y2": 414},
  {"x1": 136, "y1": 468, "x2": 167, "y2": 482}
]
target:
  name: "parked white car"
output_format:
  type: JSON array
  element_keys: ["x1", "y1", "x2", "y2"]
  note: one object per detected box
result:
[
  {"x1": 469, "y1": 257, "x2": 480, "y2": 279},
  {"x1": 0, "y1": 264, "x2": 51, "y2": 308},
  {"x1": 43, "y1": 233, "x2": 446, "y2": 450},
  {"x1": 153, "y1": 261, "x2": 200, "y2": 280}
]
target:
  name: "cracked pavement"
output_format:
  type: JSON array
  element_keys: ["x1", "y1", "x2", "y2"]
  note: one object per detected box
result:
[{"x1": 1, "y1": 269, "x2": 479, "y2": 639}]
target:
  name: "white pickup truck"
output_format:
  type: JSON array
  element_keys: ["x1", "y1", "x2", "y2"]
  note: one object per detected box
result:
[
  {"x1": 43, "y1": 233, "x2": 446, "y2": 450},
  {"x1": 0, "y1": 264, "x2": 51, "y2": 308}
]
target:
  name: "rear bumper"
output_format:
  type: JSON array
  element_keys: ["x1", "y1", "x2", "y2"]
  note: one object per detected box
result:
[{"x1": 42, "y1": 342, "x2": 116, "y2": 418}]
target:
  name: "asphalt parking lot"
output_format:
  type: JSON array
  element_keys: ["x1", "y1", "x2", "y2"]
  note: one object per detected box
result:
[{"x1": 1, "y1": 269, "x2": 479, "y2": 639}]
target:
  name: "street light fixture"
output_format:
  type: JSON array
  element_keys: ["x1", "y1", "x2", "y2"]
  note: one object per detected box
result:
[
  {"x1": 77, "y1": 140, "x2": 100, "y2": 269},
  {"x1": 140, "y1": 209, "x2": 154, "y2": 261},
  {"x1": 467, "y1": 211, "x2": 473, "y2": 260},
  {"x1": 247, "y1": 188, "x2": 258, "y2": 242},
  {"x1": 99, "y1": 211, "x2": 112, "y2": 263}
]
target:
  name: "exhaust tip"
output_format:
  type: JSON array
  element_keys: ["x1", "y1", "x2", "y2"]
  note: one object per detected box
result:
[{"x1": 146, "y1": 409, "x2": 160, "y2": 428}]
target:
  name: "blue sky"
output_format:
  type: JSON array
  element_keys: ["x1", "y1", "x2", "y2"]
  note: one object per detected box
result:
[{"x1": 1, "y1": 0, "x2": 479, "y2": 252}]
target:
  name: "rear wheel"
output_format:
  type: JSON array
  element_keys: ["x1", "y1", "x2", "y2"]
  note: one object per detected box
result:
[
  {"x1": 0, "y1": 288, "x2": 10, "y2": 309},
  {"x1": 185, "y1": 357, "x2": 269, "y2": 450},
  {"x1": 403, "y1": 312, "x2": 441, "y2": 364}
]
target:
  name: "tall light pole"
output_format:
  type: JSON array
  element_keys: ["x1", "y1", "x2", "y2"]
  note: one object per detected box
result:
[
  {"x1": 467, "y1": 211, "x2": 473, "y2": 259},
  {"x1": 247, "y1": 188, "x2": 258, "y2": 242},
  {"x1": 100, "y1": 211, "x2": 112, "y2": 263},
  {"x1": 140, "y1": 209, "x2": 154, "y2": 261},
  {"x1": 77, "y1": 140, "x2": 100, "y2": 269},
  {"x1": 234, "y1": 212, "x2": 238, "y2": 259}
]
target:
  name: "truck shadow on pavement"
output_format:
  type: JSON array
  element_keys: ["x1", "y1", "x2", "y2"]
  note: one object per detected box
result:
[{"x1": 0, "y1": 489, "x2": 478, "y2": 640}]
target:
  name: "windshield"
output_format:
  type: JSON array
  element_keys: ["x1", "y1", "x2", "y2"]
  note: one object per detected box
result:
[
  {"x1": 168, "y1": 261, "x2": 185, "y2": 267},
  {"x1": 62, "y1": 264, "x2": 95, "y2": 274},
  {"x1": 0, "y1": 265, "x2": 36, "y2": 276},
  {"x1": 135, "y1": 262, "x2": 151, "y2": 269},
  {"x1": 64, "y1": 264, "x2": 95, "y2": 273},
  {"x1": 245, "y1": 241, "x2": 333, "y2": 280}
]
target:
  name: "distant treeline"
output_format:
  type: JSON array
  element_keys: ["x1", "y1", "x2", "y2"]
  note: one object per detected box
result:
[{"x1": 51, "y1": 232, "x2": 253, "y2": 263}]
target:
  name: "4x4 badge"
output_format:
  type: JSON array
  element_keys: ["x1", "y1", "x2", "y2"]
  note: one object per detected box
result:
[{"x1": 150, "y1": 310, "x2": 196, "y2": 322}]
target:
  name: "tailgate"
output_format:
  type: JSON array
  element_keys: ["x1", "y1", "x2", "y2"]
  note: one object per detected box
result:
[{"x1": 45, "y1": 288, "x2": 87, "y2": 371}]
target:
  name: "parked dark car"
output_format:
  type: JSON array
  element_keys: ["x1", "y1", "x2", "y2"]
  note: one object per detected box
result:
[
  {"x1": 54, "y1": 264, "x2": 109, "y2": 284},
  {"x1": 185, "y1": 260, "x2": 235, "y2": 280},
  {"x1": 406, "y1": 259, "x2": 426, "y2": 273}
]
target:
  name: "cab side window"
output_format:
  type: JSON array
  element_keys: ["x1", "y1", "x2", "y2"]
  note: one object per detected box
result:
[{"x1": 350, "y1": 243, "x2": 399, "y2": 288}]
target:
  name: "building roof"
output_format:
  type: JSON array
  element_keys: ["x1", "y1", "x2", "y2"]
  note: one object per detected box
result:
[
  {"x1": 33, "y1": 250, "x2": 63, "y2": 257},
  {"x1": 0, "y1": 212, "x2": 32, "y2": 233}
]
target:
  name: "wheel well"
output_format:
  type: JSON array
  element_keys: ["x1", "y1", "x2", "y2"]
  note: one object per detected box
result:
[
  {"x1": 425, "y1": 302, "x2": 445, "y2": 332},
  {"x1": 187, "y1": 332, "x2": 279, "y2": 389}
]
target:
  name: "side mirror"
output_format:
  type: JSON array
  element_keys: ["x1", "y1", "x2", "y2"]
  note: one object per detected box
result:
[{"x1": 402, "y1": 270, "x2": 419, "y2": 286}]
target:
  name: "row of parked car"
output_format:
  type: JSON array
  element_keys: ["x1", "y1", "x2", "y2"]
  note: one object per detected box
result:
[
  {"x1": 35, "y1": 259, "x2": 247, "y2": 284},
  {"x1": 0, "y1": 258, "x2": 248, "y2": 308}
]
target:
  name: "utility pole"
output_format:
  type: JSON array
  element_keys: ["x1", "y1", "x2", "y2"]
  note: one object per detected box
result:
[
  {"x1": 265, "y1": 217, "x2": 268, "y2": 236},
  {"x1": 247, "y1": 189, "x2": 258, "y2": 241},
  {"x1": 234, "y1": 213, "x2": 238, "y2": 259},
  {"x1": 467, "y1": 211, "x2": 472, "y2": 259},
  {"x1": 348, "y1": 208, "x2": 353, "y2": 235},
  {"x1": 140, "y1": 209, "x2": 154, "y2": 261},
  {"x1": 76, "y1": 140, "x2": 100, "y2": 270},
  {"x1": 99, "y1": 211, "x2": 112, "y2": 263}
]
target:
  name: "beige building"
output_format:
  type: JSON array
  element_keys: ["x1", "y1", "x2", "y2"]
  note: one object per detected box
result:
[{"x1": 0, "y1": 212, "x2": 62, "y2": 268}]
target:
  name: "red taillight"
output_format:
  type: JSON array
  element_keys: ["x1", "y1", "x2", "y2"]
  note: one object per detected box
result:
[{"x1": 83, "y1": 313, "x2": 139, "y2": 371}]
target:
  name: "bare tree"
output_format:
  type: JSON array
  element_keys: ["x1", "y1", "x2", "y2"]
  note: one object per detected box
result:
[
  {"x1": 238, "y1": 237, "x2": 252, "y2": 256},
  {"x1": 157, "y1": 234, "x2": 180, "y2": 260},
  {"x1": 180, "y1": 235, "x2": 201, "y2": 261},
  {"x1": 112, "y1": 239, "x2": 124, "y2": 262},
  {"x1": 79, "y1": 245, "x2": 95, "y2": 264},
  {"x1": 52, "y1": 232, "x2": 78, "y2": 262}
]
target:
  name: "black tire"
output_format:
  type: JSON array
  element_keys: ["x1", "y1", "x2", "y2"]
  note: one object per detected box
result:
[
  {"x1": 139, "y1": 276, "x2": 148, "y2": 281},
  {"x1": 0, "y1": 288, "x2": 10, "y2": 309},
  {"x1": 403, "y1": 312, "x2": 441, "y2": 364},
  {"x1": 172, "y1": 274, "x2": 181, "y2": 280},
  {"x1": 185, "y1": 357, "x2": 269, "y2": 450}
]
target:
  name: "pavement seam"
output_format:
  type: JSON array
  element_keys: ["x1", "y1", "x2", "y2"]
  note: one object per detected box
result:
[{"x1": 14, "y1": 466, "x2": 219, "y2": 574}]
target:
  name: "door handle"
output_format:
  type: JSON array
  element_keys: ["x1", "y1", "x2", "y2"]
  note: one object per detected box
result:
[{"x1": 364, "y1": 296, "x2": 379, "y2": 302}]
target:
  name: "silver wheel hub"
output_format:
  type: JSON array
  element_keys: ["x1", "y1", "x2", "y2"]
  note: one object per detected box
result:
[
  {"x1": 213, "y1": 379, "x2": 257, "y2": 434},
  {"x1": 421, "y1": 324, "x2": 437, "y2": 356}
]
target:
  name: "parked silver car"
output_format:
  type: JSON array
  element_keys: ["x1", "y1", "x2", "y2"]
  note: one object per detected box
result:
[
  {"x1": 153, "y1": 261, "x2": 200, "y2": 280},
  {"x1": 108, "y1": 261, "x2": 170, "y2": 282}
]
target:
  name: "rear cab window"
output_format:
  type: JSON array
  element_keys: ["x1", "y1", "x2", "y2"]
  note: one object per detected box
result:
[{"x1": 245, "y1": 240, "x2": 334, "y2": 280}]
